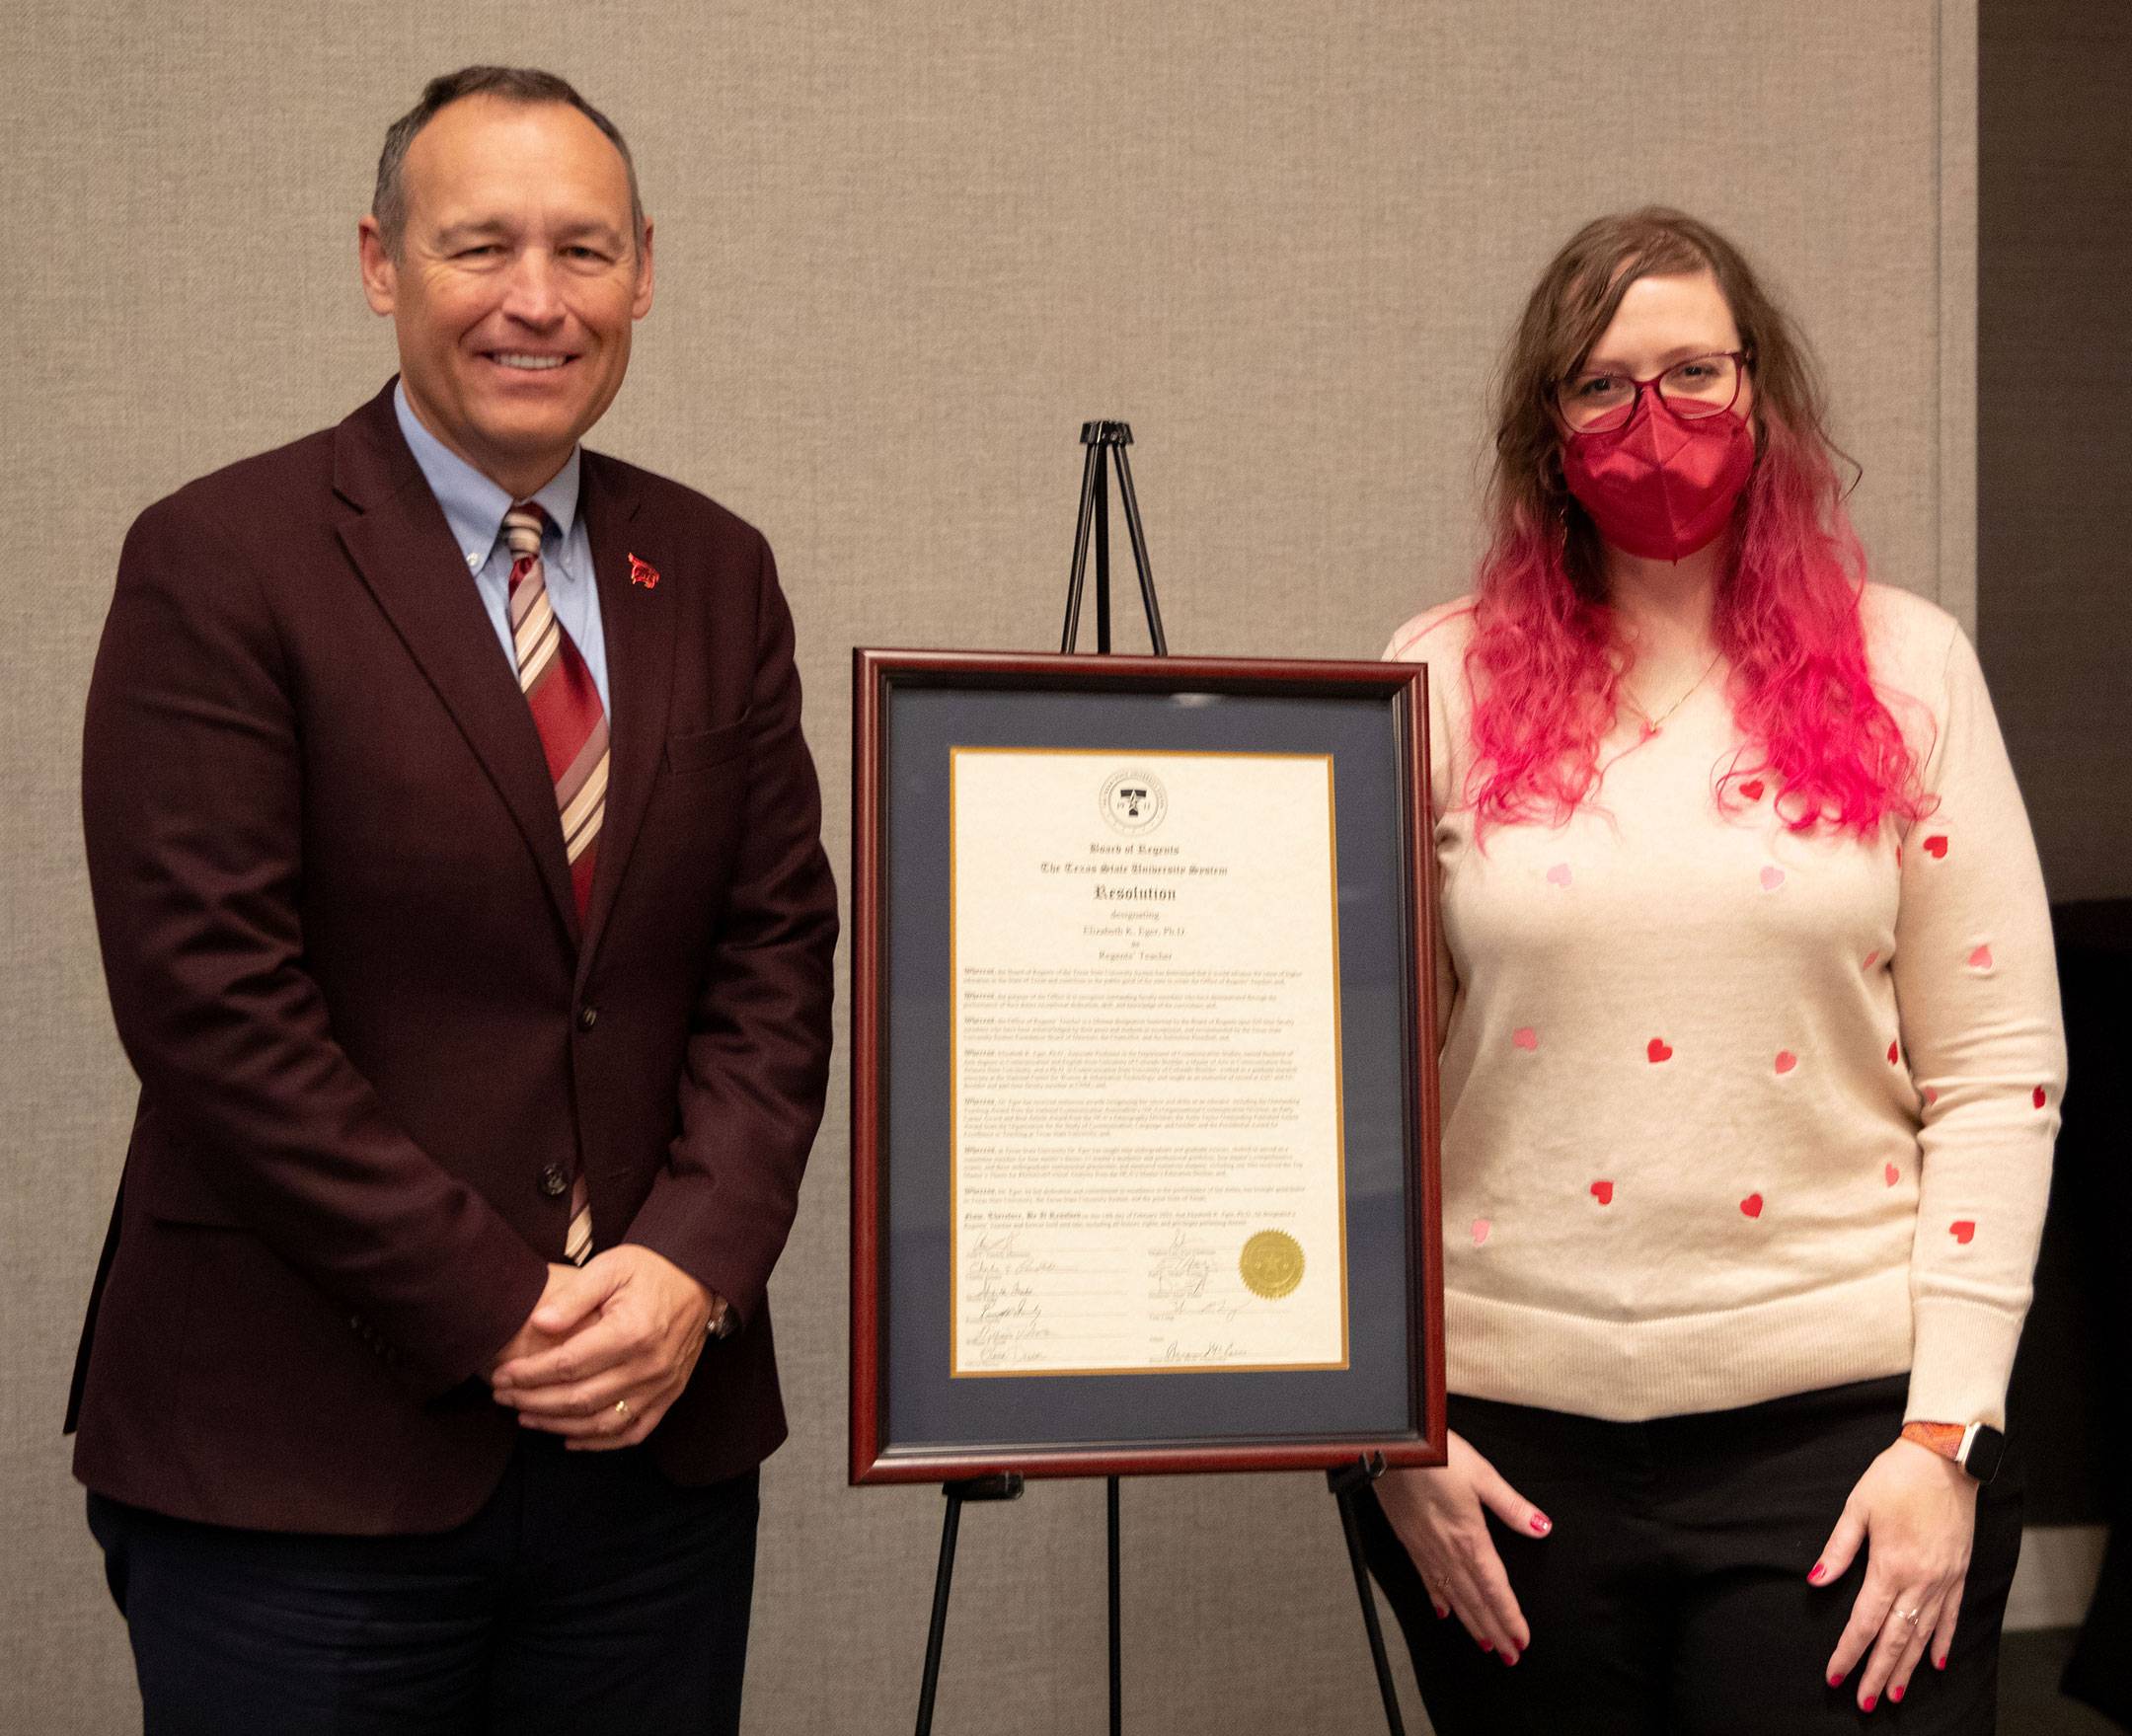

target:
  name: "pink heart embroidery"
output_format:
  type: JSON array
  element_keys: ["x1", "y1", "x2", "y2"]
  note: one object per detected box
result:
[
  {"x1": 1862, "y1": 950, "x2": 1879, "y2": 970},
  {"x1": 1760, "y1": 867, "x2": 1786, "y2": 891},
  {"x1": 1883, "y1": 1163, "x2": 1900, "y2": 1187},
  {"x1": 1924, "y1": 1086, "x2": 1940, "y2": 1105},
  {"x1": 1740, "y1": 1193, "x2": 1764, "y2": 1219},
  {"x1": 1512, "y1": 1027, "x2": 1538, "y2": 1052},
  {"x1": 1887, "y1": 1040, "x2": 1900, "y2": 1067},
  {"x1": 1738, "y1": 779, "x2": 1765, "y2": 800},
  {"x1": 1922, "y1": 835, "x2": 1948, "y2": 860},
  {"x1": 1646, "y1": 1037, "x2": 1673, "y2": 1064},
  {"x1": 1774, "y1": 1050, "x2": 1797, "y2": 1075},
  {"x1": 1471, "y1": 1219, "x2": 1491, "y2": 1246},
  {"x1": 1589, "y1": 1180, "x2": 1614, "y2": 1206},
  {"x1": 1967, "y1": 944, "x2": 1994, "y2": 970},
  {"x1": 1949, "y1": 1220, "x2": 1975, "y2": 1245},
  {"x1": 2032, "y1": 1086, "x2": 2046, "y2": 1110},
  {"x1": 1546, "y1": 863, "x2": 1572, "y2": 887}
]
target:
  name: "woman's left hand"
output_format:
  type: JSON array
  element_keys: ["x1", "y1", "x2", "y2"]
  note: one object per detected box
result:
[{"x1": 1811, "y1": 1438, "x2": 1978, "y2": 1711}]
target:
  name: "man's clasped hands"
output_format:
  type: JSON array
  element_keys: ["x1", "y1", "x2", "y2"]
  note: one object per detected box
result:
[{"x1": 489, "y1": 1245, "x2": 719, "y2": 1450}]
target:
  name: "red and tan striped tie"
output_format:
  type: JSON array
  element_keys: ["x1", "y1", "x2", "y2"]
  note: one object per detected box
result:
[{"x1": 504, "y1": 501, "x2": 600, "y2": 1265}]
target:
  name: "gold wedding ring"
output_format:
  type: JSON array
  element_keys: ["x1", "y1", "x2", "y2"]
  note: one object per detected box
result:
[
  {"x1": 613, "y1": 1398, "x2": 632, "y2": 1423},
  {"x1": 1895, "y1": 1607, "x2": 1921, "y2": 1626}
]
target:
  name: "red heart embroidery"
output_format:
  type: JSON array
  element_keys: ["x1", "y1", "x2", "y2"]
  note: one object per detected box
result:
[
  {"x1": 1922, "y1": 835, "x2": 1947, "y2": 859},
  {"x1": 628, "y1": 553, "x2": 660, "y2": 589},
  {"x1": 1967, "y1": 944, "x2": 1994, "y2": 970},
  {"x1": 1589, "y1": 1180, "x2": 1614, "y2": 1205},
  {"x1": 1740, "y1": 1193, "x2": 1764, "y2": 1219},
  {"x1": 1471, "y1": 1218, "x2": 1491, "y2": 1246},
  {"x1": 1646, "y1": 1037, "x2": 1673, "y2": 1064},
  {"x1": 1949, "y1": 1220, "x2": 1975, "y2": 1245},
  {"x1": 1887, "y1": 1040, "x2": 1900, "y2": 1066},
  {"x1": 1883, "y1": 1163, "x2": 1900, "y2": 1186},
  {"x1": 1775, "y1": 1050, "x2": 1798, "y2": 1075},
  {"x1": 1738, "y1": 779, "x2": 1765, "y2": 800},
  {"x1": 1760, "y1": 867, "x2": 1786, "y2": 891},
  {"x1": 1512, "y1": 1026, "x2": 1538, "y2": 1051},
  {"x1": 2032, "y1": 1086, "x2": 2046, "y2": 1109},
  {"x1": 1546, "y1": 863, "x2": 1572, "y2": 887}
]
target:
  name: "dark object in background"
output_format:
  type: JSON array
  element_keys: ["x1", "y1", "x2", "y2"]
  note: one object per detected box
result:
[{"x1": 2007, "y1": 902, "x2": 2130, "y2": 1729}]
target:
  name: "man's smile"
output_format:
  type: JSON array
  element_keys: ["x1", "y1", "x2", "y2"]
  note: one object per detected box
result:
[{"x1": 485, "y1": 350, "x2": 574, "y2": 372}]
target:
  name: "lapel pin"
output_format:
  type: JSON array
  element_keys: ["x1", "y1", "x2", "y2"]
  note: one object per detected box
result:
[{"x1": 628, "y1": 554, "x2": 660, "y2": 590}]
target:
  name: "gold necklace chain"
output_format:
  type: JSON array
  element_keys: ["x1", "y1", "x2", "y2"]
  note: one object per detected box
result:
[{"x1": 1625, "y1": 650, "x2": 1722, "y2": 738}]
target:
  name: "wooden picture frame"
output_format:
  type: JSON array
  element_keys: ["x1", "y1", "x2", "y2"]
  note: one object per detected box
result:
[{"x1": 850, "y1": 649, "x2": 1443, "y2": 1483}]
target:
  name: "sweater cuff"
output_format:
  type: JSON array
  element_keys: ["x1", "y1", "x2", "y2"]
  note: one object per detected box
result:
[{"x1": 1904, "y1": 1293, "x2": 2024, "y2": 1430}]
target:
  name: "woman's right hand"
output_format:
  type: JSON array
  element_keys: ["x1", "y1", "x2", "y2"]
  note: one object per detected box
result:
[{"x1": 1375, "y1": 1429, "x2": 1553, "y2": 1665}]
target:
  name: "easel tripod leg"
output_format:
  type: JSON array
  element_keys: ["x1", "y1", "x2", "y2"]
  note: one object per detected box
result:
[
  {"x1": 1332, "y1": 1465, "x2": 1409, "y2": 1736},
  {"x1": 1108, "y1": 444, "x2": 1168, "y2": 655},
  {"x1": 1062, "y1": 439, "x2": 1103, "y2": 653},
  {"x1": 914, "y1": 1486, "x2": 965, "y2": 1736},
  {"x1": 1107, "y1": 1473, "x2": 1122, "y2": 1736}
]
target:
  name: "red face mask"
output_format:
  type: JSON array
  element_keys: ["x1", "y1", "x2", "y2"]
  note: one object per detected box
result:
[{"x1": 1560, "y1": 393, "x2": 1755, "y2": 563}]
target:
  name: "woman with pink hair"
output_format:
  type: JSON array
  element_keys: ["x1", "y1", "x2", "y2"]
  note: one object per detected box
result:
[{"x1": 1369, "y1": 208, "x2": 2062, "y2": 1732}]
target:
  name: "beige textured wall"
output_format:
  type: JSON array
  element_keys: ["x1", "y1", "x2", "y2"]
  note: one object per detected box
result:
[{"x1": 1, "y1": 4, "x2": 1973, "y2": 1729}]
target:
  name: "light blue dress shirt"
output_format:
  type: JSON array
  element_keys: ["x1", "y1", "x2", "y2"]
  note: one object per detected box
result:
[{"x1": 393, "y1": 383, "x2": 611, "y2": 714}]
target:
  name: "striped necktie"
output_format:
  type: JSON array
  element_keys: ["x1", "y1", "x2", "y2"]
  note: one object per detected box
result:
[{"x1": 503, "y1": 501, "x2": 600, "y2": 1265}]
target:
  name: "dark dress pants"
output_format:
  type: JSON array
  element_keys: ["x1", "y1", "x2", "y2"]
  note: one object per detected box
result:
[
  {"x1": 88, "y1": 1434, "x2": 760, "y2": 1736},
  {"x1": 1359, "y1": 1377, "x2": 2024, "y2": 1735}
]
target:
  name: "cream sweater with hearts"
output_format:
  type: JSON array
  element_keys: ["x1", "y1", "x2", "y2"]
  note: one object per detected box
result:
[{"x1": 1384, "y1": 583, "x2": 2064, "y2": 1428}]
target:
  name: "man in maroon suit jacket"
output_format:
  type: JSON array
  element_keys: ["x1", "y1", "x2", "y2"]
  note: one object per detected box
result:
[{"x1": 71, "y1": 67, "x2": 836, "y2": 1734}]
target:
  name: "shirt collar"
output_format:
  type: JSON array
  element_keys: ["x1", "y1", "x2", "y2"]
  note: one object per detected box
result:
[{"x1": 393, "y1": 380, "x2": 582, "y2": 573}]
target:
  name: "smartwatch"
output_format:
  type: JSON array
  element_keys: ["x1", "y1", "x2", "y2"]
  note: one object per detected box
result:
[{"x1": 1900, "y1": 1419, "x2": 2007, "y2": 1484}]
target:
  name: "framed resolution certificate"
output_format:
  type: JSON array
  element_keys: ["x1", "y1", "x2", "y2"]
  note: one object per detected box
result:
[{"x1": 850, "y1": 651, "x2": 1443, "y2": 1482}]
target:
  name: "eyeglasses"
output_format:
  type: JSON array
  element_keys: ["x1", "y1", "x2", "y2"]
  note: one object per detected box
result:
[{"x1": 1557, "y1": 350, "x2": 1749, "y2": 436}]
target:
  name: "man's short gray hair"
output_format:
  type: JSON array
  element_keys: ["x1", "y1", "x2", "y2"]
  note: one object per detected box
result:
[{"x1": 372, "y1": 67, "x2": 645, "y2": 258}]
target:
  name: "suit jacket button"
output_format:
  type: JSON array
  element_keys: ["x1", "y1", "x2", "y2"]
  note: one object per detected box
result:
[
  {"x1": 577, "y1": 1006, "x2": 598, "y2": 1031},
  {"x1": 538, "y1": 1164, "x2": 570, "y2": 1198}
]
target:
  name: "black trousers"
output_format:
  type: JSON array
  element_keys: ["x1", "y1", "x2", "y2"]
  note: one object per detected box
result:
[
  {"x1": 1359, "y1": 1377, "x2": 2023, "y2": 1735},
  {"x1": 88, "y1": 1435, "x2": 760, "y2": 1736}
]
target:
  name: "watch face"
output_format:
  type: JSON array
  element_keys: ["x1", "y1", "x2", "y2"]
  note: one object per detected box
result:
[{"x1": 1963, "y1": 1425, "x2": 2008, "y2": 1485}]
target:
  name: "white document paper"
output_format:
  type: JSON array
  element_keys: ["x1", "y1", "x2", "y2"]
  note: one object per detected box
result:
[{"x1": 950, "y1": 748, "x2": 1348, "y2": 1377}]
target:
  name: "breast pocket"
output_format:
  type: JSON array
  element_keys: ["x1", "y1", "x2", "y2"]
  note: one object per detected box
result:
[{"x1": 665, "y1": 717, "x2": 751, "y2": 776}]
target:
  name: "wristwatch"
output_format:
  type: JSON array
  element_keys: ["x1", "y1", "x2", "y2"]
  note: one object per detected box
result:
[{"x1": 1900, "y1": 1420, "x2": 2007, "y2": 1484}]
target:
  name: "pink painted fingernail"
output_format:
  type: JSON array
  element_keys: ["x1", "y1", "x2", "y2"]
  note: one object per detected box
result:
[
  {"x1": 1500, "y1": 1650, "x2": 1518, "y2": 1667},
  {"x1": 1529, "y1": 1511, "x2": 1552, "y2": 1535},
  {"x1": 1479, "y1": 1638, "x2": 1493, "y2": 1653},
  {"x1": 1807, "y1": 1561, "x2": 1826, "y2": 1583},
  {"x1": 1433, "y1": 1605, "x2": 1448, "y2": 1620},
  {"x1": 1863, "y1": 1695, "x2": 1877, "y2": 1713},
  {"x1": 1890, "y1": 1686, "x2": 1904, "y2": 1703},
  {"x1": 1935, "y1": 1654, "x2": 1948, "y2": 1671},
  {"x1": 1828, "y1": 1674, "x2": 1845, "y2": 1689}
]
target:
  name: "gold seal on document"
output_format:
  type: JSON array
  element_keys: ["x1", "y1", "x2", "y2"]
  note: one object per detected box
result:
[{"x1": 1239, "y1": 1231, "x2": 1305, "y2": 1300}]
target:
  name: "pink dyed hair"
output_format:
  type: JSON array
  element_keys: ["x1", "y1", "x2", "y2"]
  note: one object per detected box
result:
[{"x1": 1464, "y1": 208, "x2": 1929, "y2": 839}]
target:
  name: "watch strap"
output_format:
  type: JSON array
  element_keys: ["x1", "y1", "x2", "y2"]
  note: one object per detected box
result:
[
  {"x1": 1901, "y1": 1420, "x2": 1966, "y2": 1462},
  {"x1": 1901, "y1": 1419, "x2": 2005, "y2": 1483}
]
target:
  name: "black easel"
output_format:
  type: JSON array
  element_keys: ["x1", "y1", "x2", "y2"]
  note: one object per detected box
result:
[
  {"x1": 1061, "y1": 420, "x2": 1167, "y2": 656},
  {"x1": 911, "y1": 422, "x2": 1405, "y2": 1736}
]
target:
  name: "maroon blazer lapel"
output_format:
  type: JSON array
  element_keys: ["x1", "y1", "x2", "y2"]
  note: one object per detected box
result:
[
  {"x1": 329, "y1": 386, "x2": 579, "y2": 943},
  {"x1": 576, "y1": 451, "x2": 674, "y2": 969}
]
